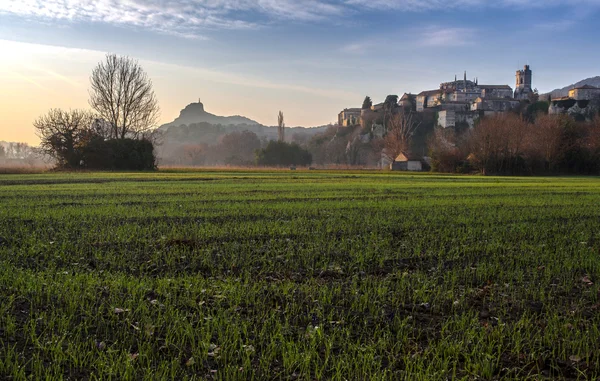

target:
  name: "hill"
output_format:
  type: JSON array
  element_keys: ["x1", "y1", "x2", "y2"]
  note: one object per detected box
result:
[
  {"x1": 157, "y1": 101, "x2": 330, "y2": 165},
  {"x1": 161, "y1": 101, "x2": 260, "y2": 128},
  {"x1": 541, "y1": 76, "x2": 600, "y2": 99}
]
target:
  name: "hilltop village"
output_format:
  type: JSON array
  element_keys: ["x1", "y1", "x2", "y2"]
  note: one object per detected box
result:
[{"x1": 338, "y1": 65, "x2": 600, "y2": 130}]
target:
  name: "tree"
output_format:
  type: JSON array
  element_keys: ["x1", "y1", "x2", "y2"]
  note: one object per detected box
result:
[
  {"x1": 277, "y1": 111, "x2": 285, "y2": 142},
  {"x1": 383, "y1": 112, "x2": 420, "y2": 162},
  {"x1": 0, "y1": 145, "x2": 5, "y2": 159},
  {"x1": 218, "y1": 130, "x2": 261, "y2": 165},
  {"x1": 467, "y1": 114, "x2": 529, "y2": 175},
  {"x1": 525, "y1": 114, "x2": 564, "y2": 171},
  {"x1": 256, "y1": 141, "x2": 311, "y2": 166},
  {"x1": 383, "y1": 95, "x2": 399, "y2": 131},
  {"x1": 428, "y1": 128, "x2": 470, "y2": 173},
  {"x1": 362, "y1": 96, "x2": 373, "y2": 110},
  {"x1": 89, "y1": 54, "x2": 160, "y2": 140},
  {"x1": 34, "y1": 109, "x2": 97, "y2": 168}
]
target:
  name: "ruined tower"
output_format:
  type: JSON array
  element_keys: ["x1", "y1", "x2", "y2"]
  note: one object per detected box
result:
[{"x1": 514, "y1": 65, "x2": 532, "y2": 100}]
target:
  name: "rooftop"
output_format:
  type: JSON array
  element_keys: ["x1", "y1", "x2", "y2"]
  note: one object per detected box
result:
[
  {"x1": 417, "y1": 89, "x2": 441, "y2": 97},
  {"x1": 395, "y1": 152, "x2": 422, "y2": 161}
]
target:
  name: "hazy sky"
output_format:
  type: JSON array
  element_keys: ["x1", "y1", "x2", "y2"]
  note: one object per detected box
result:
[{"x1": 1, "y1": 0, "x2": 600, "y2": 144}]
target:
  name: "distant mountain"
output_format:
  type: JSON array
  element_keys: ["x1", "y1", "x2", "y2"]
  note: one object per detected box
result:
[
  {"x1": 542, "y1": 76, "x2": 600, "y2": 99},
  {"x1": 160, "y1": 101, "x2": 260, "y2": 128},
  {"x1": 159, "y1": 101, "x2": 329, "y2": 143},
  {"x1": 156, "y1": 101, "x2": 330, "y2": 164}
]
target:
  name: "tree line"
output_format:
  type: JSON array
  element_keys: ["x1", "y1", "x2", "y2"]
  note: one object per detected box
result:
[
  {"x1": 429, "y1": 113, "x2": 600, "y2": 175},
  {"x1": 163, "y1": 127, "x2": 312, "y2": 167}
]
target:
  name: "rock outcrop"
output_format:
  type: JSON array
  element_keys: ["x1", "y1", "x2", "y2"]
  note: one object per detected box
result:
[{"x1": 161, "y1": 101, "x2": 260, "y2": 128}]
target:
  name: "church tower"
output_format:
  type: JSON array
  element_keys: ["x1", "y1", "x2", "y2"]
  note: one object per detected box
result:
[{"x1": 514, "y1": 65, "x2": 532, "y2": 99}]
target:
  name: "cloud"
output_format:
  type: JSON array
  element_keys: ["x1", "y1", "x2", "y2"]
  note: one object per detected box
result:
[
  {"x1": 343, "y1": 0, "x2": 600, "y2": 10},
  {"x1": 418, "y1": 27, "x2": 476, "y2": 47},
  {"x1": 534, "y1": 19, "x2": 577, "y2": 31},
  {"x1": 339, "y1": 42, "x2": 373, "y2": 54},
  {"x1": 0, "y1": 0, "x2": 347, "y2": 39},
  {"x1": 343, "y1": 0, "x2": 482, "y2": 11},
  {"x1": 1, "y1": 0, "x2": 599, "y2": 40}
]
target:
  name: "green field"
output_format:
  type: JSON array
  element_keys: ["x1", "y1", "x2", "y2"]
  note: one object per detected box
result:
[{"x1": 1, "y1": 171, "x2": 600, "y2": 380}]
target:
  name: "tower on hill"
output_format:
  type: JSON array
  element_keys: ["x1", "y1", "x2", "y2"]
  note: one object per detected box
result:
[{"x1": 514, "y1": 65, "x2": 533, "y2": 99}]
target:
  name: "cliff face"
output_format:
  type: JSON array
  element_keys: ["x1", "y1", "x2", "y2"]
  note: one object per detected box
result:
[{"x1": 161, "y1": 102, "x2": 260, "y2": 128}]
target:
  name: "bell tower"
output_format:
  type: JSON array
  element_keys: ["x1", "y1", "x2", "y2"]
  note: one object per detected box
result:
[{"x1": 515, "y1": 65, "x2": 532, "y2": 99}]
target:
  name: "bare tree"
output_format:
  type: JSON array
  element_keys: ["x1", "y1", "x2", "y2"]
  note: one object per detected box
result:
[
  {"x1": 277, "y1": 111, "x2": 285, "y2": 142},
  {"x1": 525, "y1": 114, "x2": 564, "y2": 171},
  {"x1": 34, "y1": 109, "x2": 97, "y2": 168},
  {"x1": 467, "y1": 114, "x2": 528, "y2": 175},
  {"x1": 89, "y1": 54, "x2": 160, "y2": 140},
  {"x1": 383, "y1": 112, "x2": 420, "y2": 162}
]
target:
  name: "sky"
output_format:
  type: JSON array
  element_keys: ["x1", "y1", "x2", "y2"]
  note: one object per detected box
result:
[{"x1": 1, "y1": 0, "x2": 600, "y2": 144}]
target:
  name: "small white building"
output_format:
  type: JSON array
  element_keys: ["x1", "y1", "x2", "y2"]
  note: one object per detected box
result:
[{"x1": 390, "y1": 152, "x2": 423, "y2": 171}]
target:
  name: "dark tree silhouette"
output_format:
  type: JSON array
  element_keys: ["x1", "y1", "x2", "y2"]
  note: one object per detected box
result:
[{"x1": 34, "y1": 109, "x2": 97, "y2": 168}]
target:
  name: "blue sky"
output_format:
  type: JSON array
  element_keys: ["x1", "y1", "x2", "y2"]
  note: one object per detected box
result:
[{"x1": 1, "y1": 0, "x2": 600, "y2": 143}]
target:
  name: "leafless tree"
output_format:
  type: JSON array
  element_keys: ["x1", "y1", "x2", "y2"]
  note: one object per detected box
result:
[
  {"x1": 383, "y1": 112, "x2": 421, "y2": 162},
  {"x1": 277, "y1": 111, "x2": 285, "y2": 142},
  {"x1": 467, "y1": 113, "x2": 529, "y2": 174},
  {"x1": 525, "y1": 114, "x2": 564, "y2": 170},
  {"x1": 34, "y1": 109, "x2": 97, "y2": 168},
  {"x1": 89, "y1": 54, "x2": 160, "y2": 140}
]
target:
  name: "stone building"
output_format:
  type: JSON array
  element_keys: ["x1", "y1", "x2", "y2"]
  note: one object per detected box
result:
[
  {"x1": 440, "y1": 101, "x2": 471, "y2": 112},
  {"x1": 471, "y1": 97, "x2": 520, "y2": 112},
  {"x1": 480, "y1": 85, "x2": 513, "y2": 99},
  {"x1": 438, "y1": 110, "x2": 479, "y2": 129},
  {"x1": 416, "y1": 90, "x2": 442, "y2": 112},
  {"x1": 338, "y1": 66, "x2": 529, "y2": 131},
  {"x1": 416, "y1": 71, "x2": 514, "y2": 112},
  {"x1": 568, "y1": 85, "x2": 600, "y2": 101},
  {"x1": 338, "y1": 108, "x2": 361, "y2": 127},
  {"x1": 514, "y1": 65, "x2": 533, "y2": 100}
]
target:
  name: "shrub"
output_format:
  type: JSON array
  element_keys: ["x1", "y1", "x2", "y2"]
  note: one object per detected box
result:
[{"x1": 82, "y1": 138, "x2": 156, "y2": 170}]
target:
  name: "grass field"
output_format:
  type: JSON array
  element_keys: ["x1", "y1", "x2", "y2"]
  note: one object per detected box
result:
[{"x1": 1, "y1": 170, "x2": 600, "y2": 380}]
